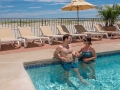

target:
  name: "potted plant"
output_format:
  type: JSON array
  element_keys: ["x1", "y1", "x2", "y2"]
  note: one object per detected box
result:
[{"x1": 97, "y1": 4, "x2": 120, "y2": 31}]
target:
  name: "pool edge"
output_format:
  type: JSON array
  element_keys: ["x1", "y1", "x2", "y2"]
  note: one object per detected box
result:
[{"x1": 23, "y1": 50, "x2": 120, "y2": 70}]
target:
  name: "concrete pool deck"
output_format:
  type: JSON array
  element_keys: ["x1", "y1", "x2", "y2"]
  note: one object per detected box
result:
[{"x1": 0, "y1": 41, "x2": 120, "y2": 90}]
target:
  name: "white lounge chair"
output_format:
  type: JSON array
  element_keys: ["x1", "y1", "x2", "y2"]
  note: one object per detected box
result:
[
  {"x1": 0, "y1": 28, "x2": 21, "y2": 50},
  {"x1": 56, "y1": 25, "x2": 87, "y2": 40},
  {"x1": 18, "y1": 27, "x2": 49, "y2": 47},
  {"x1": 94, "y1": 24, "x2": 120, "y2": 38},
  {"x1": 75, "y1": 25, "x2": 104, "y2": 40},
  {"x1": 40, "y1": 26, "x2": 63, "y2": 44},
  {"x1": 117, "y1": 22, "x2": 120, "y2": 30}
]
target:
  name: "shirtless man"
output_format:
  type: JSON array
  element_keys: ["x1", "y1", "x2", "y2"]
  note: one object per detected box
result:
[{"x1": 54, "y1": 34, "x2": 89, "y2": 85}]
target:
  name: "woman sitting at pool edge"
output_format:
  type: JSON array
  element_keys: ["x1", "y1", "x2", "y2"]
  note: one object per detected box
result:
[{"x1": 75, "y1": 36, "x2": 97, "y2": 79}]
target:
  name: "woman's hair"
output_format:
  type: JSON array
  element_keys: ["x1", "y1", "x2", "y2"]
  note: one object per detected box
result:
[{"x1": 85, "y1": 36, "x2": 92, "y2": 45}]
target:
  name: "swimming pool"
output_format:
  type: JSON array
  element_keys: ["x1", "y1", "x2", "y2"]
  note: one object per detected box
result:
[{"x1": 25, "y1": 52, "x2": 120, "y2": 90}]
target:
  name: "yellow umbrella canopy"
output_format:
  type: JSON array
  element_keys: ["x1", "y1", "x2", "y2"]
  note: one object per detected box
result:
[
  {"x1": 62, "y1": 0, "x2": 95, "y2": 11},
  {"x1": 61, "y1": 0, "x2": 95, "y2": 24}
]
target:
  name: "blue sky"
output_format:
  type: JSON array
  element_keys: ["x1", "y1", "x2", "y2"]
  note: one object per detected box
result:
[{"x1": 0, "y1": 0, "x2": 119, "y2": 18}]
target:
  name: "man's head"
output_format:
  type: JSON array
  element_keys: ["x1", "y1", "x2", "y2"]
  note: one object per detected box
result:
[{"x1": 63, "y1": 34, "x2": 72, "y2": 44}]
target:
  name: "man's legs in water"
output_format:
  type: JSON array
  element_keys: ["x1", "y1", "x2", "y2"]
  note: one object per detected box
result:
[
  {"x1": 73, "y1": 68, "x2": 90, "y2": 85},
  {"x1": 64, "y1": 71, "x2": 69, "y2": 80},
  {"x1": 64, "y1": 71, "x2": 73, "y2": 84}
]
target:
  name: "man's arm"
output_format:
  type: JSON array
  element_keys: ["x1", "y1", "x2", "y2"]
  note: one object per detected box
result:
[{"x1": 53, "y1": 46, "x2": 62, "y2": 59}]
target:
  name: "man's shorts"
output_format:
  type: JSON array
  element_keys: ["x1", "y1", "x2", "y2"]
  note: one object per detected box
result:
[{"x1": 61, "y1": 61, "x2": 78, "y2": 71}]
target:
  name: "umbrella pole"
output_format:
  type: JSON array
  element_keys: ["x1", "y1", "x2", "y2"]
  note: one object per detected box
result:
[{"x1": 77, "y1": 6, "x2": 79, "y2": 25}]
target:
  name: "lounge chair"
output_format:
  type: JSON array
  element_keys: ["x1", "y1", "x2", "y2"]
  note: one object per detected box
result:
[
  {"x1": 0, "y1": 28, "x2": 21, "y2": 50},
  {"x1": 117, "y1": 22, "x2": 120, "y2": 30},
  {"x1": 56, "y1": 25, "x2": 87, "y2": 40},
  {"x1": 75, "y1": 25, "x2": 104, "y2": 40},
  {"x1": 94, "y1": 24, "x2": 120, "y2": 38},
  {"x1": 40, "y1": 26, "x2": 63, "y2": 44},
  {"x1": 18, "y1": 27, "x2": 49, "y2": 47}
]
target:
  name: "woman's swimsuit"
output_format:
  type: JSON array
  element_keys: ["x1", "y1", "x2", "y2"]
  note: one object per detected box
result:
[{"x1": 80, "y1": 46, "x2": 95, "y2": 64}]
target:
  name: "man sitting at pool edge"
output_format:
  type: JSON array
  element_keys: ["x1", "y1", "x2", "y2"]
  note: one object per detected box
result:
[{"x1": 53, "y1": 34, "x2": 90, "y2": 85}]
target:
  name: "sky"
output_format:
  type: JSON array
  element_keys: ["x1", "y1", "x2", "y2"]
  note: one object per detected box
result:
[{"x1": 0, "y1": 0, "x2": 119, "y2": 18}]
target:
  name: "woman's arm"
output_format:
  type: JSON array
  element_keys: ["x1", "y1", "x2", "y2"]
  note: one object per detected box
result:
[
  {"x1": 77, "y1": 48, "x2": 82, "y2": 53},
  {"x1": 75, "y1": 46, "x2": 83, "y2": 57},
  {"x1": 89, "y1": 47, "x2": 97, "y2": 60}
]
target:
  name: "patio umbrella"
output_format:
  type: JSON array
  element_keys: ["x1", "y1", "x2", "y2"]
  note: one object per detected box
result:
[{"x1": 61, "y1": 0, "x2": 95, "y2": 24}]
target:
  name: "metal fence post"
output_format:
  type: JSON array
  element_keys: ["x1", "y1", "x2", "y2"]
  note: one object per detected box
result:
[
  {"x1": 45, "y1": 19, "x2": 46, "y2": 26},
  {"x1": 20, "y1": 19, "x2": 21, "y2": 27},
  {"x1": 61, "y1": 18, "x2": 62, "y2": 25},
  {"x1": 42, "y1": 19, "x2": 43, "y2": 26}
]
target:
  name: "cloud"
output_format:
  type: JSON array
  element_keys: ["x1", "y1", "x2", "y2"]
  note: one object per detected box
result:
[
  {"x1": 24, "y1": 0, "x2": 69, "y2": 3},
  {"x1": 5, "y1": 5, "x2": 13, "y2": 7},
  {"x1": 14, "y1": 10, "x2": 26, "y2": 12},
  {"x1": 0, "y1": 5, "x2": 14, "y2": 8},
  {"x1": 0, "y1": 9, "x2": 68, "y2": 18},
  {"x1": 49, "y1": 2, "x2": 67, "y2": 5},
  {"x1": 1, "y1": 0, "x2": 14, "y2": 1},
  {"x1": 0, "y1": 8, "x2": 98, "y2": 18},
  {"x1": 0, "y1": 10, "x2": 10, "y2": 12},
  {"x1": 80, "y1": 13, "x2": 98, "y2": 18},
  {"x1": 29, "y1": 6, "x2": 41, "y2": 8}
]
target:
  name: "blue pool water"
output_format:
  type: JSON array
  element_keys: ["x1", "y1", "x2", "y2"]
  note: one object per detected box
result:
[{"x1": 26, "y1": 53, "x2": 120, "y2": 90}]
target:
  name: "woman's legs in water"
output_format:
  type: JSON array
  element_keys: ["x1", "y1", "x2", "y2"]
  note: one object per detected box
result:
[
  {"x1": 89, "y1": 63, "x2": 96, "y2": 79},
  {"x1": 81, "y1": 62, "x2": 91, "y2": 74},
  {"x1": 73, "y1": 68, "x2": 90, "y2": 85},
  {"x1": 81, "y1": 62, "x2": 95, "y2": 79}
]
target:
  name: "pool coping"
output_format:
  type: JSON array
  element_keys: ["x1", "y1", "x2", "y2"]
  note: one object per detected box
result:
[{"x1": 23, "y1": 49, "x2": 120, "y2": 70}]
